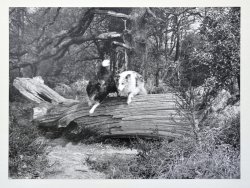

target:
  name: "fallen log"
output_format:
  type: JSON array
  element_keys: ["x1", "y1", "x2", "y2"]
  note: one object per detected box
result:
[
  {"x1": 13, "y1": 76, "x2": 78, "y2": 104},
  {"x1": 13, "y1": 77, "x2": 194, "y2": 139}
]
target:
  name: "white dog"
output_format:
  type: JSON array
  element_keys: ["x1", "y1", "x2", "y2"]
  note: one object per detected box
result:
[{"x1": 117, "y1": 71, "x2": 147, "y2": 104}]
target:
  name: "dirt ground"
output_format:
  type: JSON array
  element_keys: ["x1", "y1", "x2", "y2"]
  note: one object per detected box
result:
[{"x1": 42, "y1": 137, "x2": 137, "y2": 179}]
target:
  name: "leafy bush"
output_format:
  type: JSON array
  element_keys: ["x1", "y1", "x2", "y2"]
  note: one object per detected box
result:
[{"x1": 9, "y1": 102, "x2": 48, "y2": 178}]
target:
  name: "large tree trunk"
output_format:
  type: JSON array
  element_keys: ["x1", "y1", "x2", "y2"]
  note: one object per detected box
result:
[{"x1": 13, "y1": 77, "x2": 194, "y2": 139}]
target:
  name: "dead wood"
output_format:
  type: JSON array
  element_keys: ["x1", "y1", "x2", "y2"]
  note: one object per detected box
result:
[{"x1": 13, "y1": 77, "x2": 194, "y2": 139}]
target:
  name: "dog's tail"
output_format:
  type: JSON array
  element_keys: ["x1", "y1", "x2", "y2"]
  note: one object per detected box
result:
[{"x1": 102, "y1": 59, "x2": 110, "y2": 67}]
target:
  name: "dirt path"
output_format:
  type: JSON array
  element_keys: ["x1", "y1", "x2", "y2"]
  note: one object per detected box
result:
[{"x1": 42, "y1": 137, "x2": 137, "y2": 179}]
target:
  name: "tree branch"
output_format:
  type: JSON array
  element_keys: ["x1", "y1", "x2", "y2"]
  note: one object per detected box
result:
[
  {"x1": 146, "y1": 8, "x2": 165, "y2": 23},
  {"x1": 36, "y1": 8, "x2": 95, "y2": 60},
  {"x1": 94, "y1": 9, "x2": 132, "y2": 20},
  {"x1": 40, "y1": 36, "x2": 95, "y2": 61},
  {"x1": 10, "y1": 62, "x2": 33, "y2": 70},
  {"x1": 74, "y1": 56, "x2": 101, "y2": 63},
  {"x1": 40, "y1": 31, "x2": 124, "y2": 61},
  {"x1": 9, "y1": 8, "x2": 16, "y2": 15},
  {"x1": 28, "y1": 8, "x2": 62, "y2": 45},
  {"x1": 36, "y1": 8, "x2": 138, "y2": 62},
  {"x1": 9, "y1": 50, "x2": 28, "y2": 59},
  {"x1": 112, "y1": 41, "x2": 132, "y2": 50},
  {"x1": 97, "y1": 32, "x2": 122, "y2": 39}
]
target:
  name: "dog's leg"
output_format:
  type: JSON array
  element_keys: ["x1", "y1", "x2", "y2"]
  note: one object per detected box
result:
[
  {"x1": 89, "y1": 102, "x2": 100, "y2": 114},
  {"x1": 127, "y1": 93, "x2": 134, "y2": 104},
  {"x1": 87, "y1": 98, "x2": 93, "y2": 107},
  {"x1": 116, "y1": 91, "x2": 120, "y2": 97},
  {"x1": 87, "y1": 94, "x2": 96, "y2": 107}
]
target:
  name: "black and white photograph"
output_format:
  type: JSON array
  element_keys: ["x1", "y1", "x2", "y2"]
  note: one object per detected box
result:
[{"x1": 8, "y1": 6, "x2": 241, "y2": 180}]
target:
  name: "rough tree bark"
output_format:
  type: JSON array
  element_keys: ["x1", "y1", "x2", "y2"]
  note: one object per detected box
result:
[{"x1": 13, "y1": 77, "x2": 194, "y2": 139}]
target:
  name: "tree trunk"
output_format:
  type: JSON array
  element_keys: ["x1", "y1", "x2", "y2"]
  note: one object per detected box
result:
[
  {"x1": 124, "y1": 49, "x2": 128, "y2": 70},
  {"x1": 13, "y1": 77, "x2": 194, "y2": 139},
  {"x1": 155, "y1": 72, "x2": 159, "y2": 87}
]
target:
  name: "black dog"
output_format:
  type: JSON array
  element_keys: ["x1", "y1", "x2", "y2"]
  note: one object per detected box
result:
[{"x1": 86, "y1": 59, "x2": 118, "y2": 114}]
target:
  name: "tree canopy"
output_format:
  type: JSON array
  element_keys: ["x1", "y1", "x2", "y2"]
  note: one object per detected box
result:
[{"x1": 9, "y1": 7, "x2": 240, "y2": 97}]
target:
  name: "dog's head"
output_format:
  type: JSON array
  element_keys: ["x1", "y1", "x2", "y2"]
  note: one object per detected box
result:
[{"x1": 117, "y1": 72, "x2": 131, "y2": 91}]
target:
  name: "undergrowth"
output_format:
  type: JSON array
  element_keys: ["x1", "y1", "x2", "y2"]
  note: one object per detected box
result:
[
  {"x1": 9, "y1": 101, "x2": 49, "y2": 179},
  {"x1": 9, "y1": 87, "x2": 240, "y2": 179},
  {"x1": 86, "y1": 114, "x2": 240, "y2": 179}
]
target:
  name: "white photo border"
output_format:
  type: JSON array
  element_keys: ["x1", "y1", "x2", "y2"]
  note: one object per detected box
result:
[{"x1": 1, "y1": 0, "x2": 249, "y2": 188}]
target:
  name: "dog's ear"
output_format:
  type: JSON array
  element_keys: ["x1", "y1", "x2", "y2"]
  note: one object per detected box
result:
[
  {"x1": 137, "y1": 75, "x2": 144, "y2": 82},
  {"x1": 125, "y1": 74, "x2": 131, "y2": 80}
]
